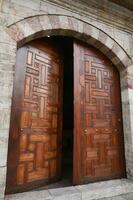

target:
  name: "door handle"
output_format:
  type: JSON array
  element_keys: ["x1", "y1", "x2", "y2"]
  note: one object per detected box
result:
[
  {"x1": 84, "y1": 129, "x2": 88, "y2": 134},
  {"x1": 118, "y1": 118, "x2": 121, "y2": 122}
]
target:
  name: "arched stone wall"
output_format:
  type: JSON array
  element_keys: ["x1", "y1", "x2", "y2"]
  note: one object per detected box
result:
[
  {"x1": 1, "y1": 14, "x2": 133, "y2": 198},
  {"x1": 6, "y1": 14, "x2": 132, "y2": 71}
]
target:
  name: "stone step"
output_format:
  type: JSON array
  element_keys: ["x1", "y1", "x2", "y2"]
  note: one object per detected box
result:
[{"x1": 5, "y1": 179, "x2": 133, "y2": 200}]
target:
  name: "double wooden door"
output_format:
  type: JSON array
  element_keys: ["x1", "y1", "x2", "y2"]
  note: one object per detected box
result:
[{"x1": 6, "y1": 39, "x2": 126, "y2": 194}]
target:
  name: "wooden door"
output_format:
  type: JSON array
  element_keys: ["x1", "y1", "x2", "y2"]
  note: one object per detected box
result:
[
  {"x1": 6, "y1": 40, "x2": 63, "y2": 194},
  {"x1": 73, "y1": 40, "x2": 126, "y2": 184}
]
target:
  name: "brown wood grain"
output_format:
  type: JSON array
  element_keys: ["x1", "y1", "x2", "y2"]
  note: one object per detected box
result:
[
  {"x1": 6, "y1": 39, "x2": 63, "y2": 194},
  {"x1": 6, "y1": 37, "x2": 126, "y2": 192},
  {"x1": 73, "y1": 39, "x2": 126, "y2": 184}
]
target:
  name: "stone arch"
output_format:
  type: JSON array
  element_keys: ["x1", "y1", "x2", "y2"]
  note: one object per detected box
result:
[{"x1": 6, "y1": 14, "x2": 132, "y2": 71}]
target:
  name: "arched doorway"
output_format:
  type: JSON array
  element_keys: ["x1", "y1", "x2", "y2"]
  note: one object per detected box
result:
[{"x1": 5, "y1": 36, "x2": 126, "y2": 194}]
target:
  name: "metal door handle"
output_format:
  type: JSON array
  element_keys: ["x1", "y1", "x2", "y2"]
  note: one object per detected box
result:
[
  {"x1": 84, "y1": 129, "x2": 88, "y2": 134},
  {"x1": 118, "y1": 118, "x2": 121, "y2": 122}
]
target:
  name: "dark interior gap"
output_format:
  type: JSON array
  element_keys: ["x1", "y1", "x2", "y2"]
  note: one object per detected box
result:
[
  {"x1": 38, "y1": 36, "x2": 74, "y2": 189},
  {"x1": 62, "y1": 37, "x2": 73, "y2": 182}
]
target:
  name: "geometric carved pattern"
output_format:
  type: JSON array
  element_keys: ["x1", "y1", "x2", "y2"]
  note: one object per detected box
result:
[
  {"x1": 17, "y1": 43, "x2": 62, "y2": 185},
  {"x1": 77, "y1": 43, "x2": 126, "y2": 182}
]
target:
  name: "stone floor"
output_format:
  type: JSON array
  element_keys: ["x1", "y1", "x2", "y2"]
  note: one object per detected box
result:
[
  {"x1": 36, "y1": 178, "x2": 72, "y2": 190},
  {"x1": 5, "y1": 179, "x2": 133, "y2": 200},
  {"x1": 100, "y1": 193, "x2": 133, "y2": 200}
]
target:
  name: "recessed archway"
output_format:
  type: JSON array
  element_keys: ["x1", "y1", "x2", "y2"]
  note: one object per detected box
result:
[
  {"x1": 6, "y1": 14, "x2": 132, "y2": 70},
  {"x1": 3, "y1": 14, "x2": 133, "y2": 198}
]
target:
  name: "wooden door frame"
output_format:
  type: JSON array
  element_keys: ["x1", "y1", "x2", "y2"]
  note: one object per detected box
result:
[
  {"x1": 6, "y1": 47, "x2": 28, "y2": 193},
  {"x1": 73, "y1": 41, "x2": 82, "y2": 184}
]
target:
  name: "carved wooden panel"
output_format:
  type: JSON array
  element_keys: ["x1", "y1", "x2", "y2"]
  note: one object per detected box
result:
[
  {"x1": 6, "y1": 40, "x2": 62, "y2": 193},
  {"x1": 73, "y1": 40, "x2": 126, "y2": 184}
]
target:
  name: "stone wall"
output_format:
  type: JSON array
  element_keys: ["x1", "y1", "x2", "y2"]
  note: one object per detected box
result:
[{"x1": 0, "y1": 0, "x2": 133, "y2": 199}]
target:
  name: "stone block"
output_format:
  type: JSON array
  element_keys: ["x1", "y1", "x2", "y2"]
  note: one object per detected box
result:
[
  {"x1": 100, "y1": 45, "x2": 110, "y2": 55},
  {"x1": 8, "y1": 2, "x2": 42, "y2": 20},
  {"x1": 0, "y1": 108, "x2": 11, "y2": 129},
  {"x1": 1, "y1": 0, "x2": 10, "y2": 14},
  {"x1": 121, "y1": 88, "x2": 129, "y2": 103},
  {"x1": 90, "y1": 26, "x2": 100, "y2": 40},
  {"x1": 0, "y1": 30, "x2": 15, "y2": 44},
  {"x1": 122, "y1": 56, "x2": 132, "y2": 68},
  {"x1": 0, "y1": 167, "x2": 7, "y2": 199},
  {"x1": 76, "y1": 179, "x2": 133, "y2": 200},
  {"x1": 0, "y1": 129, "x2": 9, "y2": 167},
  {"x1": 0, "y1": 97, "x2": 12, "y2": 110},
  {"x1": 39, "y1": 15, "x2": 52, "y2": 31},
  {"x1": 117, "y1": 50, "x2": 127, "y2": 62},
  {"x1": 6, "y1": 13, "x2": 22, "y2": 27},
  {"x1": 77, "y1": 20, "x2": 84, "y2": 34},
  {"x1": 0, "y1": 60, "x2": 15, "y2": 71},
  {"x1": 105, "y1": 36, "x2": 114, "y2": 49},
  {"x1": 127, "y1": 65, "x2": 133, "y2": 74},
  {"x1": 0, "y1": 83, "x2": 13, "y2": 98},
  {"x1": 40, "y1": 1, "x2": 57, "y2": 14},
  {"x1": 10, "y1": 0, "x2": 40, "y2": 11},
  {"x1": 98, "y1": 31, "x2": 108, "y2": 44},
  {"x1": 0, "y1": 52, "x2": 16, "y2": 67},
  {"x1": 0, "y1": 13, "x2": 8, "y2": 27},
  {"x1": 67, "y1": 17, "x2": 79, "y2": 34},
  {"x1": 5, "y1": 190, "x2": 52, "y2": 200},
  {"x1": 0, "y1": 71, "x2": 14, "y2": 86},
  {"x1": 6, "y1": 23, "x2": 24, "y2": 42},
  {"x1": 59, "y1": 16, "x2": 70, "y2": 30},
  {"x1": 83, "y1": 22, "x2": 92, "y2": 36},
  {"x1": 99, "y1": 194, "x2": 125, "y2": 199},
  {"x1": 0, "y1": 43, "x2": 16, "y2": 55},
  {"x1": 13, "y1": 16, "x2": 42, "y2": 40},
  {"x1": 49, "y1": 186, "x2": 81, "y2": 200},
  {"x1": 49, "y1": 15, "x2": 60, "y2": 29},
  {"x1": 128, "y1": 88, "x2": 133, "y2": 101}
]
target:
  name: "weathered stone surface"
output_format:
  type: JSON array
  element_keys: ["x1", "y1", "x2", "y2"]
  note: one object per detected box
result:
[
  {"x1": 0, "y1": 167, "x2": 7, "y2": 199},
  {"x1": 4, "y1": 180, "x2": 133, "y2": 200},
  {"x1": 58, "y1": 16, "x2": 70, "y2": 30},
  {"x1": 49, "y1": 186, "x2": 81, "y2": 200},
  {"x1": 5, "y1": 190, "x2": 52, "y2": 200},
  {"x1": 105, "y1": 37, "x2": 114, "y2": 49},
  {"x1": 0, "y1": 129, "x2": 9, "y2": 167},
  {"x1": 10, "y1": 0, "x2": 41, "y2": 11},
  {"x1": 39, "y1": 15, "x2": 52, "y2": 31},
  {"x1": 0, "y1": 108, "x2": 11, "y2": 129},
  {"x1": 99, "y1": 192, "x2": 133, "y2": 200},
  {"x1": 0, "y1": 30, "x2": 15, "y2": 44},
  {"x1": 76, "y1": 179, "x2": 133, "y2": 200},
  {"x1": 90, "y1": 26, "x2": 100, "y2": 40}
]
